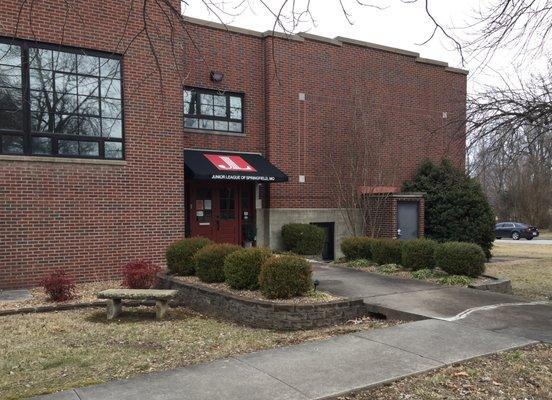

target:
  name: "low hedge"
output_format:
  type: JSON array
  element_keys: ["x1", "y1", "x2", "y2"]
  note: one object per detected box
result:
[
  {"x1": 224, "y1": 247, "x2": 273, "y2": 290},
  {"x1": 434, "y1": 242, "x2": 486, "y2": 278},
  {"x1": 401, "y1": 239, "x2": 438, "y2": 271},
  {"x1": 371, "y1": 239, "x2": 403, "y2": 265},
  {"x1": 259, "y1": 255, "x2": 312, "y2": 299},
  {"x1": 281, "y1": 223, "x2": 325, "y2": 255},
  {"x1": 194, "y1": 243, "x2": 241, "y2": 283},
  {"x1": 340, "y1": 237, "x2": 375, "y2": 260},
  {"x1": 166, "y1": 237, "x2": 212, "y2": 276}
]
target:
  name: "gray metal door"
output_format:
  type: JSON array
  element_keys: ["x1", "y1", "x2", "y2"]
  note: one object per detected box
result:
[{"x1": 397, "y1": 201, "x2": 419, "y2": 240}]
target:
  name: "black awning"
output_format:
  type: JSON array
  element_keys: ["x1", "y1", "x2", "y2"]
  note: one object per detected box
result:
[{"x1": 184, "y1": 150, "x2": 288, "y2": 182}]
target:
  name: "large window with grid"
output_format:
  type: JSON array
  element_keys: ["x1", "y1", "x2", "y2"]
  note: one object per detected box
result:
[
  {"x1": 184, "y1": 87, "x2": 243, "y2": 134},
  {"x1": 0, "y1": 40, "x2": 123, "y2": 159}
]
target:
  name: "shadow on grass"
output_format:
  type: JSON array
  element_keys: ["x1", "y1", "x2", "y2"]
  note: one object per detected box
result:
[{"x1": 85, "y1": 307, "x2": 196, "y2": 324}]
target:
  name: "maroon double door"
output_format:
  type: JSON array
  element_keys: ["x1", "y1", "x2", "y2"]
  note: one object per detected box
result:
[{"x1": 187, "y1": 181, "x2": 255, "y2": 245}]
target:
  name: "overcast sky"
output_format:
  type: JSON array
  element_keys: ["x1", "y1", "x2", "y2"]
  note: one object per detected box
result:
[{"x1": 182, "y1": 0, "x2": 538, "y2": 94}]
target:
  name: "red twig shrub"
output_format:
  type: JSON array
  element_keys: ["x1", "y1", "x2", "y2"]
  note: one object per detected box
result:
[
  {"x1": 122, "y1": 260, "x2": 161, "y2": 289},
  {"x1": 41, "y1": 270, "x2": 75, "y2": 302}
]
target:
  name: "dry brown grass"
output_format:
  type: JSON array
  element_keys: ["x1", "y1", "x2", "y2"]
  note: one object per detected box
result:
[
  {"x1": 488, "y1": 242, "x2": 552, "y2": 300},
  {"x1": 0, "y1": 308, "x2": 393, "y2": 400},
  {"x1": 336, "y1": 344, "x2": 552, "y2": 400}
]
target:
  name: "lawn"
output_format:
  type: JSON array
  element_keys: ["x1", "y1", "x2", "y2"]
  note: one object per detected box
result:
[
  {"x1": 335, "y1": 344, "x2": 551, "y2": 400},
  {"x1": 0, "y1": 307, "x2": 391, "y2": 400},
  {"x1": 488, "y1": 242, "x2": 552, "y2": 300}
]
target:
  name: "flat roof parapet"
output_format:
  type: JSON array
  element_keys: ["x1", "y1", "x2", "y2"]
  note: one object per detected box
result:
[{"x1": 183, "y1": 16, "x2": 468, "y2": 75}]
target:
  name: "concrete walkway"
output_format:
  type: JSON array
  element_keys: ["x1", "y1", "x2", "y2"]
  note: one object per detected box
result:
[
  {"x1": 35, "y1": 319, "x2": 535, "y2": 400},
  {"x1": 314, "y1": 263, "x2": 552, "y2": 343},
  {"x1": 34, "y1": 264, "x2": 550, "y2": 400}
]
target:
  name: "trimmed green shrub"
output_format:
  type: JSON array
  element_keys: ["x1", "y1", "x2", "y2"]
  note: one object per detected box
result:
[
  {"x1": 411, "y1": 268, "x2": 435, "y2": 280},
  {"x1": 371, "y1": 239, "x2": 403, "y2": 265},
  {"x1": 377, "y1": 264, "x2": 400, "y2": 274},
  {"x1": 165, "y1": 237, "x2": 212, "y2": 276},
  {"x1": 281, "y1": 223, "x2": 325, "y2": 255},
  {"x1": 259, "y1": 255, "x2": 312, "y2": 299},
  {"x1": 439, "y1": 275, "x2": 474, "y2": 286},
  {"x1": 195, "y1": 243, "x2": 241, "y2": 283},
  {"x1": 403, "y1": 159, "x2": 495, "y2": 259},
  {"x1": 224, "y1": 247, "x2": 273, "y2": 290},
  {"x1": 434, "y1": 242, "x2": 486, "y2": 278},
  {"x1": 401, "y1": 239, "x2": 438, "y2": 271},
  {"x1": 340, "y1": 237, "x2": 375, "y2": 260}
]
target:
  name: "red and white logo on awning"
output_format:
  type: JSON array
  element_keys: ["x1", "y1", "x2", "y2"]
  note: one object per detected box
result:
[{"x1": 204, "y1": 154, "x2": 257, "y2": 172}]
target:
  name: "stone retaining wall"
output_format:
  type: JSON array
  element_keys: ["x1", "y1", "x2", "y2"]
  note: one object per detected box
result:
[{"x1": 157, "y1": 275, "x2": 367, "y2": 330}]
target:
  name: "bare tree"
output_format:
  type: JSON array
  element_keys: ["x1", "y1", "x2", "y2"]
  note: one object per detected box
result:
[{"x1": 329, "y1": 96, "x2": 398, "y2": 238}]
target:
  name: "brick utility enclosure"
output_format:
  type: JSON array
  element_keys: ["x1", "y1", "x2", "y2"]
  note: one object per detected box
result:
[{"x1": 0, "y1": 0, "x2": 466, "y2": 289}]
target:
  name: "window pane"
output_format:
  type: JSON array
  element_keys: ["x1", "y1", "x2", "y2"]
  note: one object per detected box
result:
[
  {"x1": 184, "y1": 101, "x2": 197, "y2": 115},
  {"x1": 79, "y1": 76, "x2": 99, "y2": 96},
  {"x1": 54, "y1": 72, "x2": 77, "y2": 94},
  {"x1": 184, "y1": 90, "x2": 192, "y2": 104},
  {"x1": 100, "y1": 78, "x2": 120, "y2": 99},
  {"x1": 30, "y1": 90, "x2": 51, "y2": 112},
  {"x1": 0, "y1": 43, "x2": 21, "y2": 66},
  {"x1": 77, "y1": 54, "x2": 99, "y2": 75},
  {"x1": 31, "y1": 137, "x2": 52, "y2": 155},
  {"x1": 230, "y1": 96, "x2": 241, "y2": 108},
  {"x1": 229, "y1": 122, "x2": 242, "y2": 132},
  {"x1": 79, "y1": 141, "x2": 99, "y2": 156},
  {"x1": 58, "y1": 139, "x2": 79, "y2": 155},
  {"x1": 101, "y1": 98, "x2": 121, "y2": 118},
  {"x1": 79, "y1": 116, "x2": 101, "y2": 136},
  {"x1": 105, "y1": 141, "x2": 123, "y2": 159},
  {"x1": 79, "y1": 96, "x2": 100, "y2": 116},
  {"x1": 184, "y1": 118, "x2": 198, "y2": 129},
  {"x1": 200, "y1": 93, "x2": 213, "y2": 105},
  {"x1": 1, "y1": 134, "x2": 23, "y2": 154},
  {"x1": 230, "y1": 107, "x2": 242, "y2": 119},
  {"x1": 29, "y1": 68, "x2": 53, "y2": 91},
  {"x1": 214, "y1": 105, "x2": 226, "y2": 117},
  {"x1": 101, "y1": 118, "x2": 122, "y2": 138},
  {"x1": 0, "y1": 87, "x2": 22, "y2": 109},
  {"x1": 29, "y1": 49, "x2": 52, "y2": 70},
  {"x1": 199, "y1": 119, "x2": 213, "y2": 130},
  {"x1": 214, "y1": 120, "x2": 228, "y2": 131},
  {"x1": 214, "y1": 95, "x2": 226, "y2": 106},
  {"x1": 31, "y1": 111, "x2": 53, "y2": 132},
  {"x1": 99, "y1": 58, "x2": 120, "y2": 79},
  {"x1": 55, "y1": 114, "x2": 78, "y2": 134},
  {"x1": 0, "y1": 65, "x2": 22, "y2": 88},
  {"x1": 55, "y1": 93, "x2": 78, "y2": 114},
  {"x1": 200, "y1": 103, "x2": 214, "y2": 116},
  {"x1": 52, "y1": 51, "x2": 77, "y2": 72},
  {"x1": 0, "y1": 109, "x2": 22, "y2": 130}
]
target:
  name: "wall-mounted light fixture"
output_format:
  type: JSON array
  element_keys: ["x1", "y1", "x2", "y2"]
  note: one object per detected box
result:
[{"x1": 210, "y1": 71, "x2": 224, "y2": 82}]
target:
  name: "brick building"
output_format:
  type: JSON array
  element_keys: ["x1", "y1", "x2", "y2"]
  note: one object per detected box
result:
[{"x1": 0, "y1": 1, "x2": 466, "y2": 289}]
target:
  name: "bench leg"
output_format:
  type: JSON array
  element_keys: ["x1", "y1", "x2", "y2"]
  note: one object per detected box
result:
[
  {"x1": 155, "y1": 300, "x2": 168, "y2": 319},
  {"x1": 107, "y1": 299, "x2": 122, "y2": 320}
]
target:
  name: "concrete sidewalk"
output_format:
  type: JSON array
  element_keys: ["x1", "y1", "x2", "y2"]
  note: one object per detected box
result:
[
  {"x1": 314, "y1": 263, "x2": 552, "y2": 343},
  {"x1": 35, "y1": 319, "x2": 535, "y2": 400}
]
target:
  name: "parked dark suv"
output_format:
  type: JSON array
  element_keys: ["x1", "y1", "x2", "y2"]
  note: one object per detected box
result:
[{"x1": 495, "y1": 222, "x2": 539, "y2": 240}]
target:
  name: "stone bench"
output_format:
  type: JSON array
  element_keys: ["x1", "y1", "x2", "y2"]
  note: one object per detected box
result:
[{"x1": 97, "y1": 289, "x2": 178, "y2": 320}]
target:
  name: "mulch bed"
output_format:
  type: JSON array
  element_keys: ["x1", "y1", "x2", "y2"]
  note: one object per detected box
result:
[{"x1": 174, "y1": 276, "x2": 342, "y2": 304}]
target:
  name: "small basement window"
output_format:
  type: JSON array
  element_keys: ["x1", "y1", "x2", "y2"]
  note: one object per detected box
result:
[{"x1": 184, "y1": 87, "x2": 243, "y2": 134}]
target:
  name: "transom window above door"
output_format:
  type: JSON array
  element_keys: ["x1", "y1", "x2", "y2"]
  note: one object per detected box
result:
[{"x1": 184, "y1": 87, "x2": 243, "y2": 134}]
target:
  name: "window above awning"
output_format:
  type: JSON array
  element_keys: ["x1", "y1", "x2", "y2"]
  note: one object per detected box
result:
[{"x1": 184, "y1": 150, "x2": 288, "y2": 182}]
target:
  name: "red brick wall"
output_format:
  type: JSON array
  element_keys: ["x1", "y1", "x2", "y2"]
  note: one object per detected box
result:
[
  {"x1": 262, "y1": 36, "x2": 466, "y2": 209},
  {"x1": 0, "y1": 0, "x2": 186, "y2": 289}
]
